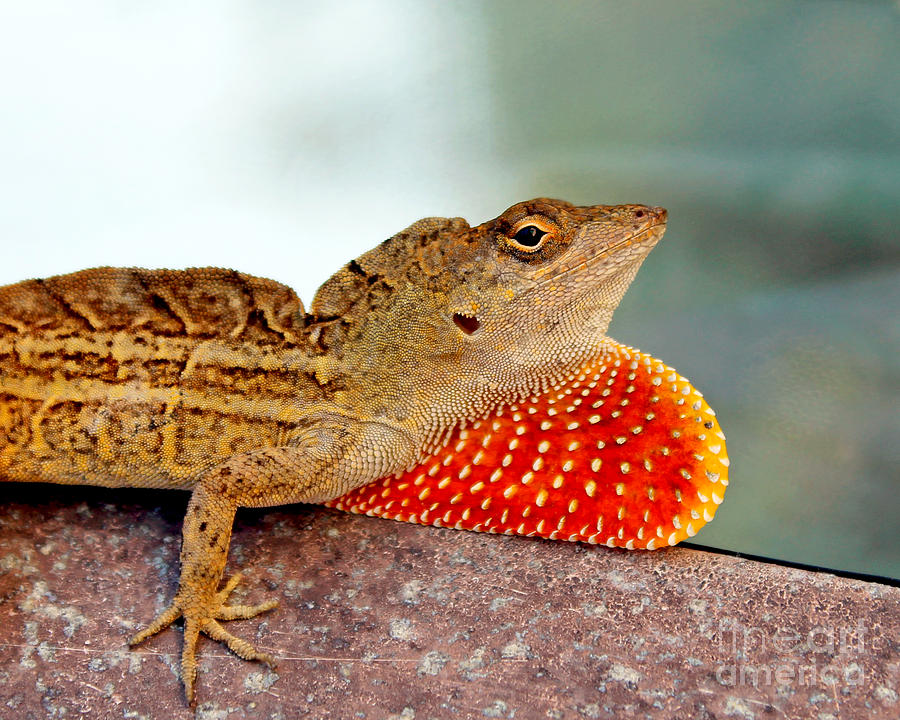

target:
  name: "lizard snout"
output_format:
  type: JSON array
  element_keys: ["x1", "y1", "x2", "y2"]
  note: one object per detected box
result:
[{"x1": 632, "y1": 205, "x2": 667, "y2": 226}]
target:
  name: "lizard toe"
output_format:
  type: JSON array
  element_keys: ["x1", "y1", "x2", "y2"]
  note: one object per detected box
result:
[
  {"x1": 128, "y1": 603, "x2": 183, "y2": 646},
  {"x1": 181, "y1": 618, "x2": 202, "y2": 706},
  {"x1": 214, "y1": 571, "x2": 245, "y2": 604},
  {"x1": 216, "y1": 598, "x2": 279, "y2": 621},
  {"x1": 211, "y1": 571, "x2": 279, "y2": 619},
  {"x1": 203, "y1": 618, "x2": 277, "y2": 667}
]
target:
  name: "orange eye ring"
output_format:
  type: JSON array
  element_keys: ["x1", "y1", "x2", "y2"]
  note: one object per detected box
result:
[{"x1": 507, "y1": 218, "x2": 556, "y2": 252}]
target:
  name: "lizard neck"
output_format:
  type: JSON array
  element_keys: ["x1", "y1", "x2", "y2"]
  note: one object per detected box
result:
[
  {"x1": 413, "y1": 334, "x2": 621, "y2": 459},
  {"x1": 333, "y1": 331, "x2": 621, "y2": 466}
]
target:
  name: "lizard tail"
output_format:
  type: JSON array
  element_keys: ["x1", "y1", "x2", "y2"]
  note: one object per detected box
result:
[{"x1": 325, "y1": 341, "x2": 729, "y2": 550}]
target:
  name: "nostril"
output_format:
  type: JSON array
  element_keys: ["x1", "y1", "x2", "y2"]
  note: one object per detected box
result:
[{"x1": 634, "y1": 210, "x2": 644, "y2": 218}]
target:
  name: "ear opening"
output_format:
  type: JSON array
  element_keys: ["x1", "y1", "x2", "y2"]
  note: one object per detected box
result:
[{"x1": 452, "y1": 312, "x2": 481, "y2": 335}]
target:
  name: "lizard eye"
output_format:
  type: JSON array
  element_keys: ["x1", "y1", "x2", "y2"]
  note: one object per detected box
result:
[
  {"x1": 512, "y1": 225, "x2": 546, "y2": 247},
  {"x1": 506, "y1": 218, "x2": 555, "y2": 253}
]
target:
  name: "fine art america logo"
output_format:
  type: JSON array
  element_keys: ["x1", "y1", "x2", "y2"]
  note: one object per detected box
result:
[{"x1": 714, "y1": 618, "x2": 870, "y2": 688}]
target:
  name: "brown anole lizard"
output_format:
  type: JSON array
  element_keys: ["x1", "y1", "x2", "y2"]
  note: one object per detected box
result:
[{"x1": 0, "y1": 199, "x2": 728, "y2": 703}]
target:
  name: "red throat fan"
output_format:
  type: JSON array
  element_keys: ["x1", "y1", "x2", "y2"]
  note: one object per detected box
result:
[{"x1": 325, "y1": 342, "x2": 729, "y2": 549}]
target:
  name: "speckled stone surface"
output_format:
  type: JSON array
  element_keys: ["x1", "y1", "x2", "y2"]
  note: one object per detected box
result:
[{"x1": 1, "y1": 483, "x2": 897, "y2": 720}]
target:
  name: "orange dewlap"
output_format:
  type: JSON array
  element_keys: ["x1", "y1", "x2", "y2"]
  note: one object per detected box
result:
[{"x1": 324, "y1": 342, "x2": 729, "y2": 549}]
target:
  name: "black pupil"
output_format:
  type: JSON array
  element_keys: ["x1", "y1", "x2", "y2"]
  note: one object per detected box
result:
[{"x1": 513, "y1": 225, "x2": 546, "y2": 247}]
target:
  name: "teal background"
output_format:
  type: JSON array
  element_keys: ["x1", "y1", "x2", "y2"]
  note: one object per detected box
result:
[{"x1": 0, "y1": 2, "x2": 897, "y2": 577}]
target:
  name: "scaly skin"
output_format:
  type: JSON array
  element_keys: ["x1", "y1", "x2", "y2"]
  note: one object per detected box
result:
[{"x1": 0, "y1": 199, "x2": 728, "y2": 703}]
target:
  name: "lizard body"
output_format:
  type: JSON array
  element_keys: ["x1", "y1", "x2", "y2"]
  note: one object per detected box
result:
[{"x1": 0, "y1": 199, "x2": 728, "y2": 703}]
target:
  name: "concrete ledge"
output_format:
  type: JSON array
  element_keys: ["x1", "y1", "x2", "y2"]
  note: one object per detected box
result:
[{"x1": 1, "y1": 484, "x2": 897, "y2": 719}]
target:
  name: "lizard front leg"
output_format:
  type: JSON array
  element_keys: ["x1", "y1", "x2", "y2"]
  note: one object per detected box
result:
[
  {"x1": 128, "y1": 467, "x2": 277, "y2": 705},
  {"x1": 129, "y1": 421, "x2": 412, "y2": 704}
]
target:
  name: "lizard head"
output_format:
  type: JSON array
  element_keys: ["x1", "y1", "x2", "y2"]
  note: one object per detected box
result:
[
  {"x1": 446, "y1": 198, "x2": 667, "y2": 354},
  {"x1": 309, "y1": 198, "x2": 666, "y2": 429}
]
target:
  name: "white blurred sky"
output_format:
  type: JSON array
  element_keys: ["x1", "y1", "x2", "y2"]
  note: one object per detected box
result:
[{"x1": 0, "y1": 2, "x2": 508, "y2": 304}]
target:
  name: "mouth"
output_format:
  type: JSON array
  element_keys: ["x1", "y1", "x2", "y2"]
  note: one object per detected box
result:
[
  {"x1": 534, "y1": 220, "x2": 666, "y2": 288},
  {"x1": 608, "y1": 215, "x2": 666, "y2": 250}
]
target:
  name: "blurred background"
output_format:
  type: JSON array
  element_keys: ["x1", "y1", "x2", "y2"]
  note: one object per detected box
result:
[{"x1": 0, "y1": 1, "x2": 897, "y2": 578}]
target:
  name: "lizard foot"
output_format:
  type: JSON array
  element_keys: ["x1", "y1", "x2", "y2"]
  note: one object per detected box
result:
[{"x1": 129, "y1": 572, "x2": 278, "y2": 704}]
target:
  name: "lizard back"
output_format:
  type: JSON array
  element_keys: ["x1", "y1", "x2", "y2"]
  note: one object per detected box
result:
[{"x1": 0, "y1": 267, "x2": 328, "y2": 489}]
